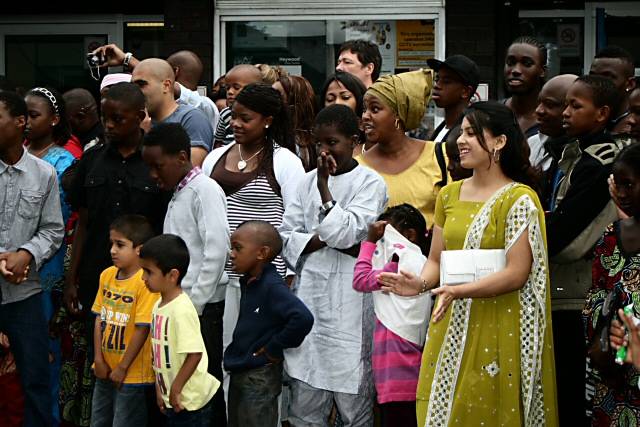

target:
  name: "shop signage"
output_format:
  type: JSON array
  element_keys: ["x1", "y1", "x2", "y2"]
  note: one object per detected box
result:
[{"x1": 396, "y1": 20, "x2": 435, "y2": 68}]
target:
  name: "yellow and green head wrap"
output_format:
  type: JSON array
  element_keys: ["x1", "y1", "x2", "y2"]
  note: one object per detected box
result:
[{"x1": 366, "y1": 69, "x2": 433, "y2": 131}]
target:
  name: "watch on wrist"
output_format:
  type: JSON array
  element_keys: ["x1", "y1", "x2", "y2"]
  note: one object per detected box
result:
[
  {"x1": 123, "y1": 52, "x2": 133, "y2": 68},
  {"x1": 320, "y1": 200, "x2": 336, "y2": 213}
]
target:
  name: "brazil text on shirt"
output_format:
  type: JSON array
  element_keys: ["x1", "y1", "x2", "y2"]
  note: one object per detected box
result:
[
  {"x1": 91, "y1": 267, "x2": 158, "y2": 384},
  {"x1": 100, "y1": 308, "x2": 130, "y2": 353}
]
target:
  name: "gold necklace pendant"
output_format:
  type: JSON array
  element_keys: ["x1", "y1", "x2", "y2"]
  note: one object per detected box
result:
[{"x1": 237, "y1": 144, "x2": 264, "y2": 172}]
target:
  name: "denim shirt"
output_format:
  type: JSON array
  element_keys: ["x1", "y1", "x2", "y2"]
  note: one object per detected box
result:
[{"x1": 0, "y1": 148, "x2": 64, "y2": 304}]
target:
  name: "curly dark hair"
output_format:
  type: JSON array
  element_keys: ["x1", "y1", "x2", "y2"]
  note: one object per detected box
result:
[
  {"x1": 314, "y1": 104, "x2": 359, "y2": 138},
  {"x1": 0, "y1": 90, "x2": 27, "y2": 119},
  {"x1": 595, "y1": 45, "x2": 635, "y2": 78},
  {"x1": 574, "y1": 74, "x2": 622, "y2": 112},
  {"x1": 614, "y1": 143, "x2": 640, "y2": 178},
  {"x1": 378, "y1": 203, "x2": 429, "y2": 255}
]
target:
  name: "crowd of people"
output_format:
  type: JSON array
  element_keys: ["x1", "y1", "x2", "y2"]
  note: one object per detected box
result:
[{"x1": 0, "y1": 34, "x2": 639, "y2": 427}]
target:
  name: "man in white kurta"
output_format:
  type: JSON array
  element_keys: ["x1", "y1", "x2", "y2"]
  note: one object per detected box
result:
[{"x1": 280, "y1": 163, "x2": 387, "y2": 426}]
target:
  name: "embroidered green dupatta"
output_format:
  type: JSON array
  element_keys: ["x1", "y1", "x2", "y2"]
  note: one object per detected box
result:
[{"x1": 416, "y1": 182, "x2": 559, "y2": 427}]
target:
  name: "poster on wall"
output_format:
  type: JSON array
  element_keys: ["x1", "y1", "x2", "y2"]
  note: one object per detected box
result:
[
  {"x1": 279, "y1": 57, "x2": 302, "y2": 76},
  {"x1": 345, "y1": 21, "x2": 396, "y2": 75},
  {"x1": 557, "y1": 24, "x2": 580, "y2": 57},
  {"x1": 396, "y1": 21, "x2": 435, "y2": 68}
]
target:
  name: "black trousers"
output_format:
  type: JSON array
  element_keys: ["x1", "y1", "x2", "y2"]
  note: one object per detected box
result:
[
  {"x1": 200, "y1": 301, "x2": 227, "y2": 427},
  {"x1": 552, "y1": 310, "x2": 590, "y2": 426}
]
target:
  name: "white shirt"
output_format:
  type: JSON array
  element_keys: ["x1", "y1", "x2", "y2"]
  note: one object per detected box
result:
[
  {"x1": 434, "y1": 125, "x2": 450, "y2": 143},
  {"x1": 163, "y1": 173, "x2": 230, "y2": 314},
  {"x1": 527, "y1": 133, "x2": 552, "y2": 171},
  {"x1": 178, "y1": 83, "x2": 220, "y2": 131},
  {"x1": 279, "y1": 165, "x2": 388, "y2": 393}
]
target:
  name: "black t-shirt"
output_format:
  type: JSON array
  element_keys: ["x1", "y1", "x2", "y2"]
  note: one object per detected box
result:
[{"x1": 69, "y1": 142, "x2": 170, "y2": 308}]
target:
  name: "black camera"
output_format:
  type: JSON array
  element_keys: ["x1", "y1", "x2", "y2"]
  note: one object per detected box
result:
[{"x1": 86, "y1": 53, "x2": 105, "y2": 67}]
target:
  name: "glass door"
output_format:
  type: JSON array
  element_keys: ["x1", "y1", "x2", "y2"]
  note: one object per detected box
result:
[
  {"x1": 0, "y1": 19, "x2": 119, "y2": 96},
  {"x1": 222, "y1": 17, "x2": 440, "y2": 95},
  {"x1": 5, "y1": 34, "x2": 109, "y2": 94},
  {"x1": 585, "y1": 2, "x2": 640, "y2": 75},
  {"x1": 518, "y1": 11, "x2": 586, "y2": 77}
]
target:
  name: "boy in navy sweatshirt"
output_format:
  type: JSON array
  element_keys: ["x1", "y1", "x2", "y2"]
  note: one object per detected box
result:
[{"x1": 223, "y1": 220, "x2": 313, "y2": 427}]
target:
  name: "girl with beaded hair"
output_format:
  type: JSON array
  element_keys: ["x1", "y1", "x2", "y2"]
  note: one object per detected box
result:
[
  {"x1": 24, "y1": 86, "x2": 77, "y2": 426},
  {"x1": 378, "y1": 101, "x2": 559, "y2": 426}
]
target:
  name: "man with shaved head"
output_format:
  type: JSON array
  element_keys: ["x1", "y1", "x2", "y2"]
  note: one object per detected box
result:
[
  {"x1": 167, "y1": 50, "x2": 203, "y2": 91},
  {"x1": 168, "y1": 50, "x2": 220, "y2": 129},
  {"x1": 529, "y1": 74, "x2": 578, "y2": 208},
  {"x1": 128, "y1": 58, "x2": 211, "y2": 165},
  {"x1": 90, "y1": 45, "x2": 215, "y2": 165},
  {"x1": 530, "y1": 74, "x2": 578, "y2": 166},
  {"x1": 63, "y1": 88, "x2": 103, "y2": 150}
]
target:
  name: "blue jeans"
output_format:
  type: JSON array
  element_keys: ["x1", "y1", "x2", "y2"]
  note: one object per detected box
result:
[
  {"x1": 228, "y1": 362, "x2": 282, "y2": 427},
  {"x1": 0, "y1": 292, "x2": 51, "y2": 427},
  {"x1": 165, "y1": 397, "x2": 213, "y2": 427},
  {"x1": 90, "y1": 379, "x2": 149, "y2": 427},
  {"x1": 43, "y1": 289, "x2": 62, "y2": 427}
]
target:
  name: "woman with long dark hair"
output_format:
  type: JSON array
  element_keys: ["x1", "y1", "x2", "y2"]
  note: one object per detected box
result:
[
  {"x1": 320, "y1": 71, "x2": 368, "y2": 156},
  {"x1": 273, "y1": 74, "x2": 317, "y2": 171},
  {"x1": 202, "y1": 83, "x2": 305, "y2": 400},
  {"x1": 379, "y1": 101, "x2": 558, "y2": 426}
]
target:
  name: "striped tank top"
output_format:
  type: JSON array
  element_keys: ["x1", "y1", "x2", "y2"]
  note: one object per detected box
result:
[
  {"x1": 210, "y1": 147, "x2": 289, "y2": 280},
  {"x1": 221, "y1": 173, "x2": 286, "y2": 280}
]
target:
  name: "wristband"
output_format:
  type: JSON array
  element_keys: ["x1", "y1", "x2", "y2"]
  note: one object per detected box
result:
[{"x1": 123, "y1": 52, "x2": 133, "y2": 68}]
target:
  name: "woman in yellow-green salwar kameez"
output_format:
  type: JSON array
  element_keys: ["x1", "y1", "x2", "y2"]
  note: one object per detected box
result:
[{"x1": 379, "y1": 101, "x2": 559, "y2": 427}]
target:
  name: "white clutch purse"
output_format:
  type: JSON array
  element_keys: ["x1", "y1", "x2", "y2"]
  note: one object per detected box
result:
[{"x1": 439, "y1": 249, "x2": 506, "y2": 286}]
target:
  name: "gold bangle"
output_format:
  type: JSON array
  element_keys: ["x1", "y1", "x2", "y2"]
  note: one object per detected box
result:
[{"x1": 419, "y1": 279, "x2": 429, "y2": 294}]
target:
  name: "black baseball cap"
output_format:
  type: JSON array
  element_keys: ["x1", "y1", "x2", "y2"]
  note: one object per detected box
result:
[{"x1": 427, "y1": 55, "x2": 480, "y2": 92}]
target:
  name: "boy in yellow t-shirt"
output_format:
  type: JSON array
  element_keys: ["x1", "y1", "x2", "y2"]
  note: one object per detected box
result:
[
  {"x1": 140, "y1": 234, "x2": 219, "y2": 426},
  {"x1": 91, "y1": 215, "x2": 159, "y2": 426}
]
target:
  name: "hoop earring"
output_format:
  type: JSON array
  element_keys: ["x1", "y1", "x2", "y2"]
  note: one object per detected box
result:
[
  {"x1": 492, "y1": 148, "x2": 501, "y2": 163},
  {"x1": 394, "y1": 118, "x2": 401, "y2": 130}
]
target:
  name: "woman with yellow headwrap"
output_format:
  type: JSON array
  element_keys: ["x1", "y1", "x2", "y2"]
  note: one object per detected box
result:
[{"x1": 356, "y1": 69, "x2": 446, "y2": 227}]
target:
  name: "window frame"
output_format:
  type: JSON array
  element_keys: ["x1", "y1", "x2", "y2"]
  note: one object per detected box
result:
[{"x1": 214, "y1": 11, "x2": 446, "y2": 80}]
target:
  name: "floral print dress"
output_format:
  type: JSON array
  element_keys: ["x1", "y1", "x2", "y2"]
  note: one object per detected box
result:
[{"x1": 583, "y1": 222, "x2": 640, "y2": 426}]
